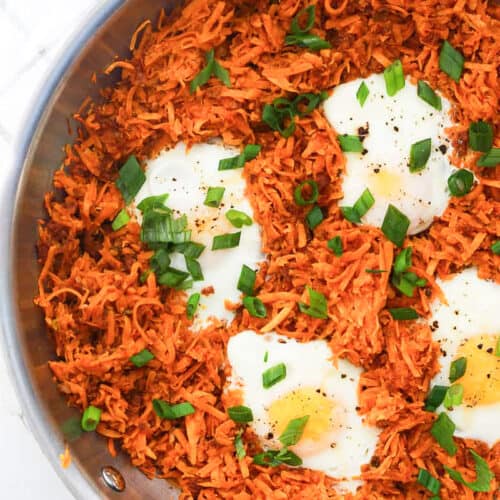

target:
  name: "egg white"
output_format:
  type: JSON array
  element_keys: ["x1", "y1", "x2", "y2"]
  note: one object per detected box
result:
[
  {"x1": 323, "y1": 74, "x2": 455, "y2": 235},
  {"x1": 134, "y1": 142, "x2": 264, "y2": 329},
  {"x1": 226, "y1": 330, "x2": 380, "y2": 490},
  {"x1": 429, "y1": 268, "x2": 500, "y2": 447}
]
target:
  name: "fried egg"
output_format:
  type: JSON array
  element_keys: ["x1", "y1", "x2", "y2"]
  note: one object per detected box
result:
[
  {"x1": 429, "y1": 268, "x2": 500, "y2": 447},
  {"x1": 323, "y1": 73, "x2": 455, "y2": 235},
  {"x1": 135, "y1": 142, "x2": 264, "y2": 328},
  {"x1": 226, "y1": 330, "x2": 380, "y2": 490}
]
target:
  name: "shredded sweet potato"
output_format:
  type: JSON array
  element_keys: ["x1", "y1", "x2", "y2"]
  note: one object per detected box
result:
[{"x1": 36, "y1": 0, "x2": 499, "y2": 498}]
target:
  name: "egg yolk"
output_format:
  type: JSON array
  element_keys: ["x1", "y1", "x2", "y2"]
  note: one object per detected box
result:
[
  {"x1": 455, "y1": 334, "x2": 499, "y2": 406},
  {"x1": 368, "y1": 169, "x2": 402, "y2": 199},
  {"x1": 267, "y1": 387, "x2": 334, "y2": 443}
]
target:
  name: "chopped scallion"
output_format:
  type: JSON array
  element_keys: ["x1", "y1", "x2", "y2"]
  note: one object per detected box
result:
[
  {"x1": 383, "y1": 59, "x2": 405, "y2": 97},
  {"x1": 130, "y1": 349, "x2": 154, "y2": 368},
  {"x1": 424, "y1": 385, "x2": 448, "y2": 412},
  {"x1": 338, "y1": 134, "x2": 363, "y2": 153},
  {"x1": 212, "y1": 232, "x2": 241, "y2": 250},
  {"x1": 298, "y1": 286, "x2": 328, "y2": 319},
  {"x1": 218, "y1": 144, "x2": 261, "y2": 171},
  {"x1": 417, "y1": 468, "x2": 441, "y2": 495},
  {"x1": 285, "y1": 33, "x2": 331, "y2": 51},
  {"x1": 327, "y1": 236, "x2": 343, "y2": 256},
  {"x1": 294, "y1": 180, "x2": 319, "y2": 206},
  {"x1": 237, "y1": 265, "x2": 256, "y2": 296},
  {"x1": 243, "y1": 296, "x2": 267, "y2": 318},
  {"x1": 305, "y1": 205, "x2": 324, "y2": 230},
  {"x1": 353, "y1": 188, "x2": 375, "y2": 217},
  {"x1": 136, "y1": 194, "x2": 169, "y2": 213},
  {"x1": 262, "y1": 363, "x2": 287, "y2": 389},
  {"x1": 449, "y1": 356, "x2": 467, "y2": 383},
  {"x1": 234, "y1": 431, "x2": 246, "y2": 459},
  {"x1": 431, "y1": 412, "x2": 457, "y2": 455},
  {"x1": 290, "y1": 5, "x2": 315, "y2": 35},
  {"x1": 225, "y1": 209, "x2": 253, "y2": 228},
  {"x1": 116, "y1": 156, "x2": 146, "y2": 205},
  {"x1": 469, "y1": 121, "x2": 493, "y2": 152},
  {"x1": 388, "y1": 307, "x2": 419, "y2": 320},
  {"x1": 439, "y1": 40, "x2": 464, "y2": 82},
  {"x1": 150, "y1": 248, "x2": 171, "y2": 275},
  {"x1": 448, "y1": 169, "x2": 474, "y2": 197},
  {"x1": 81, "y1": 405, "x2": 101, "y2": 432},
  {"x1": 204, "y1": 186, "x2": 225, "y2": 207},
  {"x1": 111, "y1": 209, "x2": 130, "y2": 231},
  {"x1": 417, "y1": 81, "x2": 442, "y2": 110},
  {"x1": 279, "y1": 416, "x2": 309, "y2": 447},
  {"x1": 356, "y1": 81, "x2": 369, "y2": 107},
  {"x1": 228, "y1": 405, "x2": 254, "y2": 423},
  {"x1": 444, "y1": 449, "x2": 493, "y2": 492},
  {"x1": 443, "y1": 383, "x2": 464, "y2": 409},
  {"x1": 153, "y1": 400, "x2": 195, "y2": 419},
  {"x1": 185, "y1": 256, "x2": 204, "y2": 281},
  {"x1": 174, "y1": 241, "x2": 205, "y2": 259},
  {"x1": 190, "y1": 49, "x2": 231, "y2": 93},
  {"x1": 381, "y1": 204, "x2": 410, "y2": 247},
  {"x1": 186, "y1": 293, "x2": 200, "y2": 320},
  {"x1": 393, "y1": 247, "x2": 412, "y2": 275},
  {"x1": 477, "y1": 148, "x2": 500, "y2": 167},
  {"x1": 409, "y1": 138, "x2": 432, "y2": 172},
  {"x1": 492, "y1": 240, "x2": 500, "y2": 255},
  {"x1": 158, "y1": 267, "x2": 190, "y2": 288}
]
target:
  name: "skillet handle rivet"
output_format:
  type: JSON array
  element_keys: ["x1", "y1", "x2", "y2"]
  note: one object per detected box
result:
[{"x1": 101, "y1": 465, "x2": 126, "y2": 492}]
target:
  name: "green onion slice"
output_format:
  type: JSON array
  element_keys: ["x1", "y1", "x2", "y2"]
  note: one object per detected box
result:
[
  {"x1": 356, "y1": 81, "x2": 369, "y2": 107},
  {"x1": 477, "y1": 148, "x2": 500, "y2": 167},
  {"x1": 234, "y1": 431, "x2": 246, "y2": 459},
  {"x1": 158, "y1": 267, "x2": 190, "y2": 288},
  {"x1": 383, "y1": 59, "x2": 405, "y2": 97},
  {"x1": 393, "y1": 247, "x2": 412, "y2": 274},
  {"x1": 292, "y1": 91, "x2": 327, "y2": 117},
  {"x1": 294, "y1": 180, "x2": 319, "y2": 206},
  {"x1": 327, "y1": 236, "x2": 343, "y2": 256},
  {"x1": 388, "y1": 307, "x2": 419, "y2": 320},
  {"x1": 153, "y1": 400, "x2": 195, "y2": 419},
  {"x1": 305, "y1": 205, "x2": 323, "y2": 230},
  {"x1": 212, "y1": 232, "x2": 241, "y2": 250},
  {"x1": 136, "y1": 194, "x2": 169, "y2": 213},
  {"x1": 285, "y1": 33, "x2": 331, "y2": 51},
  {"x1": 112, "y1": 209, "x2": 130, "y2": 231},
  {"x1": 130, "y1": 349, "x2": 154, "y2": 368},
  {"x1": 204, "y1": 186, "x2": 225, "y2": 207},
  {"x1": 492, "y1": 241, "x2": 500, "y2": 255},
  {"x1": 439, "y1": 40, "x2": 465, "y2": 82},
  {"x1": 417, "y1": 81, "x2": 442, "y2": 110},
  {"x1": 213, "y1": 59, "x2": 231, "y2": 87},
  {"x1": 496, "y1": 337, "x2": 500, "y2": 356},
  {"x1": 218, "y1": 144, "x2": 261, "y2": 171},
  {"x1": 298, "y1": 286, "x2": 328, "y2": 319},
  {"x1": 279, "y1": 416, "x2": 309, "y2": 447},
  {"x1": 290, "y1": 5, "x2": 315, "y2": 35},
  {"x1": 353, "y1": 188, "x2": 375, "y2": 217},
  {"x1": 243, "y1": 296, "x2": 267, "y2": 318},
  {"x1": 381, "y1": 204, "x2": 410, "y2": 247},
  {"x1": 469, "y1": 121, "x2": 493, "y2": 152},
  {"x1": 186, "y1": 293, "x2": 200, "y2": 320},
  {"x1": 253, "y1": 449, "x2": 302, "y2": 467},
  {"x1": 424, "y1": 385, "x2": 448, "y2": 412},
  {"x1": 444, "y1": 449, "x2": 493, "y2": 492},
  {"x1": 449, "y1": 356, "x2": 467, "y2": 383},
  {"x1": 150, "y1": 249, "x2": 171, "y2": 275},
  {"x1": 141, "y1": 211, "x2": 191, "y2": 244},
  {"x1": 262, "y1": 363, "x2": 287, "y2": 388},
  {"x1": 409, "y1": 138, "x2": 432, "y2": 172},
  {"x1": 228, "y1": 405, "x2": 254, "y2": 423},
  {"x1": 237, "y1": 265, "x2": 256, "y2": 296},
  {"x1": 225, "y1": 209, "x2": 253, "y2": 228},
  {"x1": 392, "y1": 271, "x2": 426, "y2": 298},
  {"x1": 190, "y1": 49, "x2": 215, "y2": 93},
  {"x1": 81, "y1": 405, "x2": 102, "y2": 432},
  {"x1": 448, "y1": 169, "x2": 474, "y2": 197},
  {"x1": 264, "y1": 351, "x2": 269, "y2": 362},
  {"x1": 262, "y1": 103, "x2": 296, "y2": 138},
  {"x1": 185, "y1": 256, "x2": 204, "y2": 281},
  {"x1": 417, "y1": 468, "x2": 441, "y2": 495},
  {"x1": 174, "y1": 241, "x2": 205, "y2": 259},
  {"x1": 116, "y1": 155, "x2": 146, "y2": 205},
  {"x1": 338, "y1": 134, "x2": 363, "y2": 153},
  {"x1": 365, "y1": 269, "x2": 388, "y2": 274},
  {"x1": 431, "y1": 412, "x2": 457, "y2": 456},
  {"x1": 443, "y1": 384, "x2": 464, "y2": 409},
  {"x1": 340, "y1": 206, "x2": 361, "y2": 224}
]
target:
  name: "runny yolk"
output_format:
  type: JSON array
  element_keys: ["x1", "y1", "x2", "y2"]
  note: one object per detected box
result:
[
  {"x1": 267, "y1": 387, "x2": 334, "y2": 443},
  {"x1": 455, "y1": 334, "x2": 499, "y2": 407},
  {"x1": 368, "y1": 169, "x2": 402, "y2": 199}
]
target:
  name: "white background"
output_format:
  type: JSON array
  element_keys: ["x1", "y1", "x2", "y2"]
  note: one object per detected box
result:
[{"x1": 0, "y1": 0, "x2": 102, "y2": 497}]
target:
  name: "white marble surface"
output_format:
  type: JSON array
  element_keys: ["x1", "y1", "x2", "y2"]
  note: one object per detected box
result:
[{"x1": 0, "y1": 0, "x2": 103, "y2": 496}]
